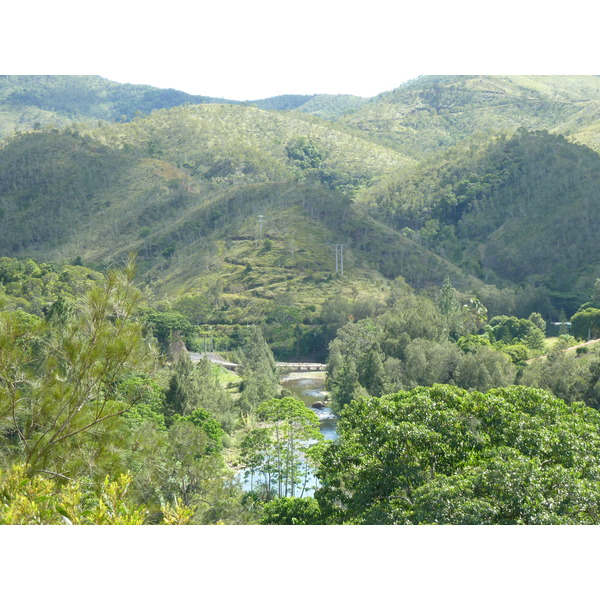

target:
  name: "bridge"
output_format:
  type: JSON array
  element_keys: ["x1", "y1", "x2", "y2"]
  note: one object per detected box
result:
[
  {"x1": 276, "y1": 362, "x2": 327, "y2": 372},
  {"x1": 189, "y1": 352, "x2": 326, "y2": 373}
]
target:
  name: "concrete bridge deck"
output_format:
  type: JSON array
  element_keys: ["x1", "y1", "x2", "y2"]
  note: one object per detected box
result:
[
  {"x1": 276, "y1": 362, "x2": 327, "y2": 371},
  {"x1": 189, "y1": 352, "x2": 326, "y2": 372}
]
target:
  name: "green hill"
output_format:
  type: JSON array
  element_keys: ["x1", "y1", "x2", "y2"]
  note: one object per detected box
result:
[
  {"x1": 357, "y1": 129, "x2": 600, "y2": 312},
  {"x1": 4, "y1": 75, "x2": 600, "y2": 320},
  {"x1": 293, "y1": 94, "x2": 369, "y2": 120},
  {"x1": 88, "y1": 103, "x2": 413, "y2": 192},
  {"x1": 0, "y1": 110, "x2": 470, "y2": 322},
  {"x1": 340, "y1": 75, "x2": 600, "y2": 157},
  {"x1": 0, "y1": 75, "x2": 241, "y2": 137},
  {"x1": 0, "y1": 76, "x2": 369, "y2": 139}
]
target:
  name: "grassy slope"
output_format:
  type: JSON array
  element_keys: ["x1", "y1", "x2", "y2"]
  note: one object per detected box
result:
[
  {"x1": 92, "y1": 104, "x2": 413, "y2": 184},
  {"x1": 293, "y1": 94, "x2": 369, "y2": 120},
  {"x1": 340, "y1": 75, "x2": 600, "y2": 158},
  {"x1": 0, "y1": 106, "x2": 480, "y2": 322},
  {"x1": 137, "y1": 181, "x2": 482, "y2": 300}
]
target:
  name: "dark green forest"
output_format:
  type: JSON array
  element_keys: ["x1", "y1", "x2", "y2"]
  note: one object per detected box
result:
[{"x1": 3, "y1": 75, "x2": 600, "y2": 524}]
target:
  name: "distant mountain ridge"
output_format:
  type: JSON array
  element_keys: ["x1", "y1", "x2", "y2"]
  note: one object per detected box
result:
[
  {"x1": 0, "y1": 75, "x2": 367, "y2": 138},
  {"x1": 339, "y1": 75, "x2": 600, "y2": 156},
  {"x1": 4, "y1": 75, "x2": 600, "y2": 153}
]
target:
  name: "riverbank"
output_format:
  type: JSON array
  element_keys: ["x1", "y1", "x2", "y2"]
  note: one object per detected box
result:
[{"x1": 281, "y1": 370, "x2": 326, "y2": 382}]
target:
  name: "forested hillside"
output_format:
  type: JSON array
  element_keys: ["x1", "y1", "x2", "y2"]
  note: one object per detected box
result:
[
  {"x1": 340, "y1": 75, "x2": 600, "y2": 157},
  {"x1": 0, "y1": 75, "x2": 365, "y2": 139},
  {"x1": 4, "y1": 75, "x2": 600, "y2": 350},
  {"x1": 357, "y1": 129, "x2": 600, "y2": 313},
  {"x1": 0, "y1": 98, "x2": 469, "y2": 352},
  {"x1": 0, "y1": 75, "x2": 239, "y2": 137}
]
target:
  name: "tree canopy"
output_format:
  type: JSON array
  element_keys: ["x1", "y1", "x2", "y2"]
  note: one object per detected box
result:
[{"x1": 314, "y1": 385, "x2": 600, "y2": 524}]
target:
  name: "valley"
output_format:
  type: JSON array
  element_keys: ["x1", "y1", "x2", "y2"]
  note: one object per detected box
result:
[{"x1": 3, "y1": 75, "x2": 600, "y2": 524}]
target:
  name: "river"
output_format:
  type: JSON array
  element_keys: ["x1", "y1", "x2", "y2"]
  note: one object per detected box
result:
[
  {"x1": 280, "y1": 372, "x2": 338, "y2": 441},
  {"x1": 238, "y1": 371, "x2": 337, "y2": 497}
]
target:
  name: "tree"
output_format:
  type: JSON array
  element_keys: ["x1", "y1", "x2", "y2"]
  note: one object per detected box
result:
[
  {"x1": 236, "y1": 326, "x2": 279, "y2": 414},
  {"x1": 242, "y1": 397, "x2": 323, "y2": 499},
  {"x1": 315, "y1": 385, "x2": 600, "y2": 524},
  {"x1": 286, "y1": 137, "x2": 325, "y2": 170},
  {"x1": 0, "y1": 257, "x2": 156, "y2": 481},
  {"x1": 165, "y1": 355, "x2": 237, "y2": 431},
  {"x1": 571, "y1": 308, "x2": 600, "y2": 340},
  {"x1": 240, "y1": 428, "x2": 278, "y2": 501},
  {"x1": 165, "y1": 354, "x2": 196, "y2": 416},
  {"x1": 327, "y1": 356, "x2": 367, "y2": 412},
  {"x1": 591, "y1": 279, "x2": 600, "y2": 306},
  {"x1": 139, "y1": 307, "x2": 197, "y2": 353},
  {"x1": 438, "y1": 276, "x2": 459, "y2": 315},
  {"x1": 261, "y1": 496, "x2": 322, "y2": 525},
  {"x1": 178, "y1": 407, "x2": 225, "y2": 454},
  {"x1": 488, "y1": 315, "x2": 544, "y2": 350},
  {"x1": 528, "y1": 312, "x2": 546, "y2": 335}
]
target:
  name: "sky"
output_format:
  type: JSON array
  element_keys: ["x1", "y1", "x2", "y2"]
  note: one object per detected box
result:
[{"x1": 4, "y1": 0, "x2": 599, "y2": 100}]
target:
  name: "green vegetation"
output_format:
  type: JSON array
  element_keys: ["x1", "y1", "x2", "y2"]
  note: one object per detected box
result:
[
  {"x1": 312, "y1": 385, "x2": 600, "y2": 524},
  {"x1": 0, "y1": 75, "x2": 237, "y2": 137},
  {"x1": 357, "y1": 129, "x2": 600, "y2": 310},
  {"x1": 3, "y1": 75, "x2": 600, "y2": 525},
  {"x1": 241, "y1": 396, "x2": 322, "y2": 500},
  {"x1": 340, "y1": 75, "x2": 600, "y2": 158},
  {"x1": 0, "y1": 258, "x2": 256, "y2": 524},
  {"x1": 0, "y1": 465, "x2": 193, "y2": 524}
]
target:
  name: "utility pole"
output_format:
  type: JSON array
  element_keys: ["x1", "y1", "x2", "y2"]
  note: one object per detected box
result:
[
  {"x1": 256, "y1": 214, "x2": 264, "y2": 247},
  {"x1": 331, "y1": 243, "x2": 345, "y2": 275}
]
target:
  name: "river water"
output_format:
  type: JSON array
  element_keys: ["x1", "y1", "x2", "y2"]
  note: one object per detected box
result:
[
  {"x1": 281, "y1": 373, "x2": 338, "y2": 441},
  {"x1": 238, "y1": 372, "x2": 337, "y2": 497}
]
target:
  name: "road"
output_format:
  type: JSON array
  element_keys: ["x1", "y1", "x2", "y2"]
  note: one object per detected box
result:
[{"x1": 525, "y1": 338, "x2": 600, "y2": 364}]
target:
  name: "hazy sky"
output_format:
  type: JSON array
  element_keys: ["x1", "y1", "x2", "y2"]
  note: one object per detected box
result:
[{"x1": 5, "y1": 0, "x2": 598, "y2": 100}]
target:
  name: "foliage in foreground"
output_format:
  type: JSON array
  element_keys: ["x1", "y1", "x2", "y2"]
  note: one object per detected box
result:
[
  {"x1": 0, "y1": 464, "x2": 193, "y2": 525},
  {"x1": 260, "y1": 496, "x2": 323, "y2": 525},
  {"x1": 313, "y1": 385, "x2": 600, "y2": 525},
  {"x1": 0, "y1": 258, "x2": 257, "y2": 524}
]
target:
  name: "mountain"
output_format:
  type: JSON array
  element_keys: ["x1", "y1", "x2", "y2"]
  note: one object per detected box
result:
[
  {"x1": 357, "y1": 129, "x2": 600, "y2": 313},
  {"x1": 0, "y1": 75, "x2": 367, "y2": 139},
  {"x1": 0, "y1": 75, "x2": 243, "y2": 137},
  {"x1": 292, "y1": 94, "x2": 369, "y2": 120},
  {"x1": 0, "y1": 104, "x2": 474, "y2": 324},
  {"x1": 3, "y1": 74, "x2": 600, "y2": 321},
  {"x1": 339, "y1": 75, "x2": 600, "y2": 157}
]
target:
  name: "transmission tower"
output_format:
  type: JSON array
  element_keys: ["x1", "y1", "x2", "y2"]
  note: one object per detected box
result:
[{"x1": 331, "y1": 243, "x2": 345, "y2": 275}]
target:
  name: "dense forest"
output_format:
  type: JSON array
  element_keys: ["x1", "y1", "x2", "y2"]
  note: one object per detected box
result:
[{"x1": 3, "y1": 75, "x2": 600, "y2": 524}]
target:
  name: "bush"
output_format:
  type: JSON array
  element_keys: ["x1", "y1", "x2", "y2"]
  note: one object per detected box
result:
[{"x1": 261, "y1": 497, "x2": 323, "y2": 525}]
